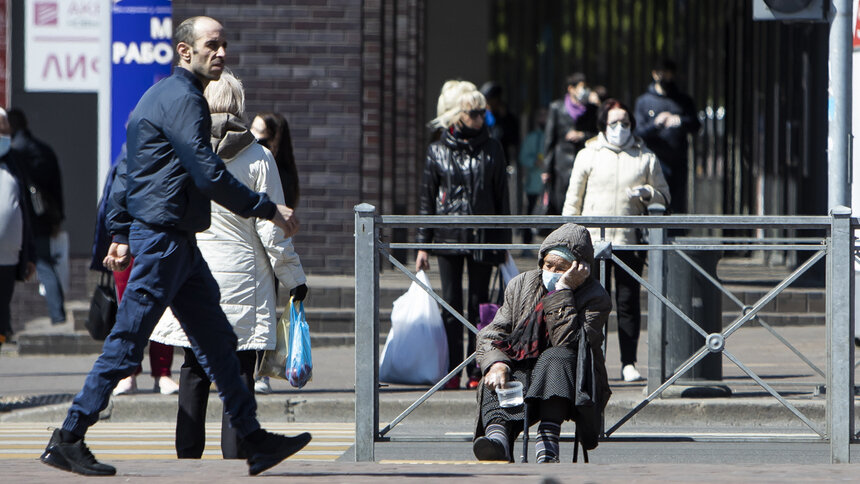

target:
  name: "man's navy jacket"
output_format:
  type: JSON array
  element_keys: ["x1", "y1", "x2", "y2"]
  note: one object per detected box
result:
[{"x1": 108, "y1": 67, "x2": 275, "y2": 244}]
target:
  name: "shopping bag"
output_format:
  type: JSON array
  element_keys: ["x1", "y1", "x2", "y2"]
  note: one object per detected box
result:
[
  {"x1": 84, "y1": 272, "x2": 117, "y2": 341},
  {"x1": 478, "y1": 268, "x2": 505, "y2": 331},
  {"x1": 379, "y1": 270, "x2": 448, "y2": 385},
  {"x1": 256, "y1": 309, "x2": 291, "y2": 380},
  {"x1": 286, "y1": 298, "x2": 313, "y2": 388}
]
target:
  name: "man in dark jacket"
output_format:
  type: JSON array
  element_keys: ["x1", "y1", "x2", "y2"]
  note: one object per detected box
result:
[
  {"x1": 40, "y1": 16, "x2": 309, "y2": 477},
  {"x1": 633, "y1": 59, "x2": 700, "y2": 214},
  {"x1": 0, "y1": 108, "x2": 36, "y2": 352},
  {"x1": 8, "y1": 108, "x2": 66, "y2": 323}
]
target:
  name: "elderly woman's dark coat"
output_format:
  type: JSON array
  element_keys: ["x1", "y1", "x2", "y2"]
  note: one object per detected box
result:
[{"x1": 474, "y1": 223, "x2": 612, "y2": 449}]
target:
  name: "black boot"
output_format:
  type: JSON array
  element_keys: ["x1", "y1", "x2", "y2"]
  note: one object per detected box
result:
[
  {"x1": 40, "y1": 429, "x2": 116, "y2": 476},
  {"x1": 243, "y1": 430, "x2": 312, "y2": 476}
]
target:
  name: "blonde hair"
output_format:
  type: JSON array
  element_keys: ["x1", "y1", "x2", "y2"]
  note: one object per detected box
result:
[
  {"x1": 429, "y1": 80, "x2": 486, "y2": 129},
  {"x1": 203, "y1": 69, "x2": 245, "y2": 117}
]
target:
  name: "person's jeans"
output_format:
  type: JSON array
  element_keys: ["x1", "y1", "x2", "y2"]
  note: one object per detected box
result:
[
  {"x1": 34, "y1": 236, "x2": 65, "y2": 323},
  {"x1": 62, "y1": 223, "x2": 260, "y2": 438},
  {"x1": 436, "y1": 253, "x2": 493, "y2": 379},
  {"x1": 114, "y1": 262, "x2": 174, "y2": 378},
  {"x1": 176, "y1": 348, "x2": 256, "y2": 459}
]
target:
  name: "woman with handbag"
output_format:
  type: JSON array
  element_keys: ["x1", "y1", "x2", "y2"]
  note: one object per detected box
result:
[
  {"x1": 415, "y1": 80, "x2": 511, "y2": 389},
  {"x1": 150, "y1": 70, "x2": 307, "y2": 459},
  {"x1": 473, "y1": 223, "x2": 612, "y2": 463}
]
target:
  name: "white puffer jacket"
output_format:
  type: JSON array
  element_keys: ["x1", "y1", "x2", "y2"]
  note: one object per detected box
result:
[
  {"x1": 561, "y1": 133, "x2": 670, "y2": 246},
  {"x1": 150, "y1": 114, "x2": 306, "y2": 351}
]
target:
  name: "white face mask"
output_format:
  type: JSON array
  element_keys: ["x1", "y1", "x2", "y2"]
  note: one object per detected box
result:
[
  {"x1": 0, "y1": 135, "x2": 10, "y2": 158},
  {"x1": 605, "y1": 123, "x2": 631, "y2": 147},
  {"x1": 542, "y1": 270, "x2": 562, "y2": 292}
]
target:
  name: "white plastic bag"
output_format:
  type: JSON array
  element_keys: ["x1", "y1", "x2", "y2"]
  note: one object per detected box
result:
[
  {"x1": 379, "y1": 270, "x2": 448, "y2": 385},
  {"x1": 499, "y1": 250, "x2": 519, "y2": 286}
]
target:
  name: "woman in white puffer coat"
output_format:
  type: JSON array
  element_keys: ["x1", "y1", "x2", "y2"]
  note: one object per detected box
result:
[
  {"x1": 150, "y1": 70, "x2": 306, "y2": 460},
  {"x1": 562, "y1": 98, "x2": 669, "y2": 384}
]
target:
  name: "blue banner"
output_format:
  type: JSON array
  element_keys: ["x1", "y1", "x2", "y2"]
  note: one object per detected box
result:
[{"x1": 110, "y1": 0, "x2": 172, "y2": 165}]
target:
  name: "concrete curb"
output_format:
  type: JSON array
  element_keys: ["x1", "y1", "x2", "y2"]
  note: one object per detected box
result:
[{"x1": 0, "y1": 392, "x2": 844, "y2": 431}]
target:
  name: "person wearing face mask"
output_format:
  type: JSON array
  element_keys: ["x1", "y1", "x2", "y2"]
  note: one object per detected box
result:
[
  {"x1": 633, "y1": 59, "x2": 700, "y2": 215},
  {"x1": 473, "y1": 223, "x2": 611, "y2": 463},
  {"x1": 416, "y1": 80, "x2": 511, "y2": 390},
  {"x1": 541, "y1": 72, "x2": 598, "y2": 216},
  {"x1": 0, "y1": 107, "x2": 37, "y2": 354},
  {"x1": 562, "y1": 99, "x2": 670, "y2": 383}
]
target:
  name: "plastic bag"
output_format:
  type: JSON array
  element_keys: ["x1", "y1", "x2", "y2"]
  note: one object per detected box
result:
[
  {"x1": 256, "y1": 309, "x2": 290, "y2": 380},
  {"x1": 286, "y1": 298, "x2": 313, "y2": 388},
  {"x1": 379, "y1": 270, "x2": 448, "y2": 385}
]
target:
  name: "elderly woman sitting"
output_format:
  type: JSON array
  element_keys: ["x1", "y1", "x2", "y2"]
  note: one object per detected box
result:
[{"x1": 473, "y1": 223, "x2": 612, "y2": 463}]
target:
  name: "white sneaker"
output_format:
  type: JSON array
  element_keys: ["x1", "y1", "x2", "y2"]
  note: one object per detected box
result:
[
  {"x1": 254, "y1": 376, "x2": 272, "y2": 394},
  {"x1": 113, "y1": 375, "x2": 137, "y2": 396},
  {"x1": 622, "y1": 364, "x2": 644, "y2": 382},
  {"x1": 154, "y1": 376, "x2": 179, "y2": 395}
]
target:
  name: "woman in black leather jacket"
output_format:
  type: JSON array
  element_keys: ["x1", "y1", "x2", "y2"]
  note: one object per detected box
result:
[{"x1": 415, "y1": 81, "x2": 511, "y2": 389}]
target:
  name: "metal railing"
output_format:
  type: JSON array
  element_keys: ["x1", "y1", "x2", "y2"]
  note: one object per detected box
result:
[{"x1": 353, "y1": 204, "x2": 856, "y2": 463}]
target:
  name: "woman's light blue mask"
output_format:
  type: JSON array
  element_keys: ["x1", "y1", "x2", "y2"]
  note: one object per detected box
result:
[{"x1": 542, "y1": 270, "x2": 562, "y2": 291}]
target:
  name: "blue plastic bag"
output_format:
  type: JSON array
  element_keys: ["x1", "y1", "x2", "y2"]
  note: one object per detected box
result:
[{"x1": 286, "y1": 298, "x2": 313, "y2": 388}]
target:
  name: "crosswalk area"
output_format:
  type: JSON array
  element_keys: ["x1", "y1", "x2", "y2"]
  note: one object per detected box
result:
[{"x1": 0, "y1": 422, "x2": 354, "y2": 461}]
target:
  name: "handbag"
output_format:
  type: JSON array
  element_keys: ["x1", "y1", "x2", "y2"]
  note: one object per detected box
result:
[
  {"x1": 574, "y1": 323, "x2": 603, "y2": 451},
  {"x1": 471, "y1": 228, "x2": 507, "y2": 265},
  {"x1": 478, "y1": 267, "x2": 505, "y2": 331},
  {"x1": 85, "y1": 272, "x2": 117, "y2": 341},
  {"x1": 256, "y1": 307, "x2": 291, "y2": 380},
  {"x1": 286, "y1": 298, "x2": 313, "y2": 388}
]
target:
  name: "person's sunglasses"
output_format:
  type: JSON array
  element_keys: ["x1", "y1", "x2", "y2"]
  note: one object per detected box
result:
[
  {"x1": 608, "y1": 120, "x2": 631, "y2": 129},
  {"x1": 465, "y1": 108, "x2": 486, "y2": 119}
]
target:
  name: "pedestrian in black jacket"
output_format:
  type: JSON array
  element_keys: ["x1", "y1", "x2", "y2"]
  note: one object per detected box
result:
[
  {"x1": 633, "y1": 59, "x2": 700, "y2": 214},
  {"x1": 40, "y1": 16, "x2": 310, "y2": 477},
  {"x1": 8, "y1": 108, "x2": 66, "y2": 324},
  {"x1": 416, "y1": 80, "x2": 511, "y2": 390},
  {"x1": 542, "y1": 72, "x2": 598, "y2": 215},
  {"x1": 0, "y1": 108, "x2": 36, "y2": 351}
]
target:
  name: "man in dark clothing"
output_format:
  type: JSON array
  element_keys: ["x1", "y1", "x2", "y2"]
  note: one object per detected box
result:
[
  {"x1": 40, "y1": 16, "x2": 310, "y2": 477},
  {"x1": 0, "y1": 108, "x2": 36, "y2": 352},
  {"x1": 633, "y1": 59, "x2": 700, "y2": 214},
  {"x1": 8, "y1": 108, "x2": 66, "y2": 323}
]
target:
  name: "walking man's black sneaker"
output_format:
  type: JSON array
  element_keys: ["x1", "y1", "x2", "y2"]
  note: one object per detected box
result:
[
  {"x1": 40, "y1": 429, "x2": 117, "y2": 476},
  {"x1": 245, "y1": 431, "x2": 312, "y2": 476}
]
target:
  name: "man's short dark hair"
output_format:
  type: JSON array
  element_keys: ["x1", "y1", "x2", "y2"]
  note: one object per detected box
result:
[
  {"x1": 566, "y1": 72, "x2": 587, "y2": 88},
  {"x1": 7, "y1": 108, "x2": 27, "y2": 134},
  {"x1": 173, "y1": 17, "x2": 200, "y2": 47},
  {"x1": 654, "y1": 58, "x2": 677, "y2": 73}
]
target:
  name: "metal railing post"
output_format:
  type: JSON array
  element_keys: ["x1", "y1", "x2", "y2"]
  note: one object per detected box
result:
[
  {"x1": 647, "y1": 204, "x2": 666, "y2": 394},
  {"x1": 827, "y1": 206, "x2": 854, "y2": 463},
  {"x1": 354, "y1": 204, "x2": 380, "y2": 462}
]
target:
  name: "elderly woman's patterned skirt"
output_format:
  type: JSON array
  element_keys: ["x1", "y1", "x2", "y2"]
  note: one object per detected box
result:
[{"x1": 479, "y1": 345, "x2": 578, "y2": 429}]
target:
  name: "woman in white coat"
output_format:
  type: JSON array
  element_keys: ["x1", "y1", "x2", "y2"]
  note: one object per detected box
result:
[
  {"x1": 150, "y1": 70, "x2": 307, "y2": 459},
  {"x1": 562, "y1": 98, "x2": 670, "y2": 383}
]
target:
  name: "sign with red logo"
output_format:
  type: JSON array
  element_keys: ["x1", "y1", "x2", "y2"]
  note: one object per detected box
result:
[
  {"x1": 25, "y1": 0, "x2": 104, "y2": 92},
  {"x1": 854, "y1": 0, "x2": 860, "y2": 50}
]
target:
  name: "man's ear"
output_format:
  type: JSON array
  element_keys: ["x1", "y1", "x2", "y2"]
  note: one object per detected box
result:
[{"x1": 176, "y1": 42, "x2": 192, "y2": 63}]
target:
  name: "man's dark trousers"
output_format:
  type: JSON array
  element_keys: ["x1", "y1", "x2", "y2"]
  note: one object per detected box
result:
[{"x1": 62, "y1": 222, "x2": 260, "y2": 438}]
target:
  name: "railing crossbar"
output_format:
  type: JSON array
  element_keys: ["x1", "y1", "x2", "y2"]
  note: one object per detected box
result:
[
  {"x1": 383, "y1": 249, "x2": 479, "y2": 335},
  {"x1": 723, "y1": 349, "x2": 825, "y2": 437},
  {"x1": 611, "y1": 253, "x2": 709, "y2": 338},
  {"x1": 675, "y1": 250, "x2": 825, "y2": 378}
]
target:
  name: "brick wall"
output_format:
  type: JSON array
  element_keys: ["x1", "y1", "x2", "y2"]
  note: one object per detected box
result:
[{"x1": 173, "y1": 1, "x2": 424, "y2": 275}]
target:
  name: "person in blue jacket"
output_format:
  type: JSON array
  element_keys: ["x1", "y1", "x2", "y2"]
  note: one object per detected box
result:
[
  {"x1": 40, "y1": 16, "x2": 310, "y2": 477},
  {"x1": 633, "y1": 59, "x2": 700, "y2": 215}
]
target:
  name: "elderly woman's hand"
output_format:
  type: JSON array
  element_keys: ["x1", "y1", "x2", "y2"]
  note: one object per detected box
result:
[
  {"x1": 484, "y1": 362, "x2": 510, "y2": 392},
  {"x1": 555, "y1": 261, "x2": 590, "y2": 291}
]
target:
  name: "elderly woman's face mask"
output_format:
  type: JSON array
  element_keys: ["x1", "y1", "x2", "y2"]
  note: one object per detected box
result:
[{"x1": 541, "y1": 253, "x2": 573, "y2": 291}]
